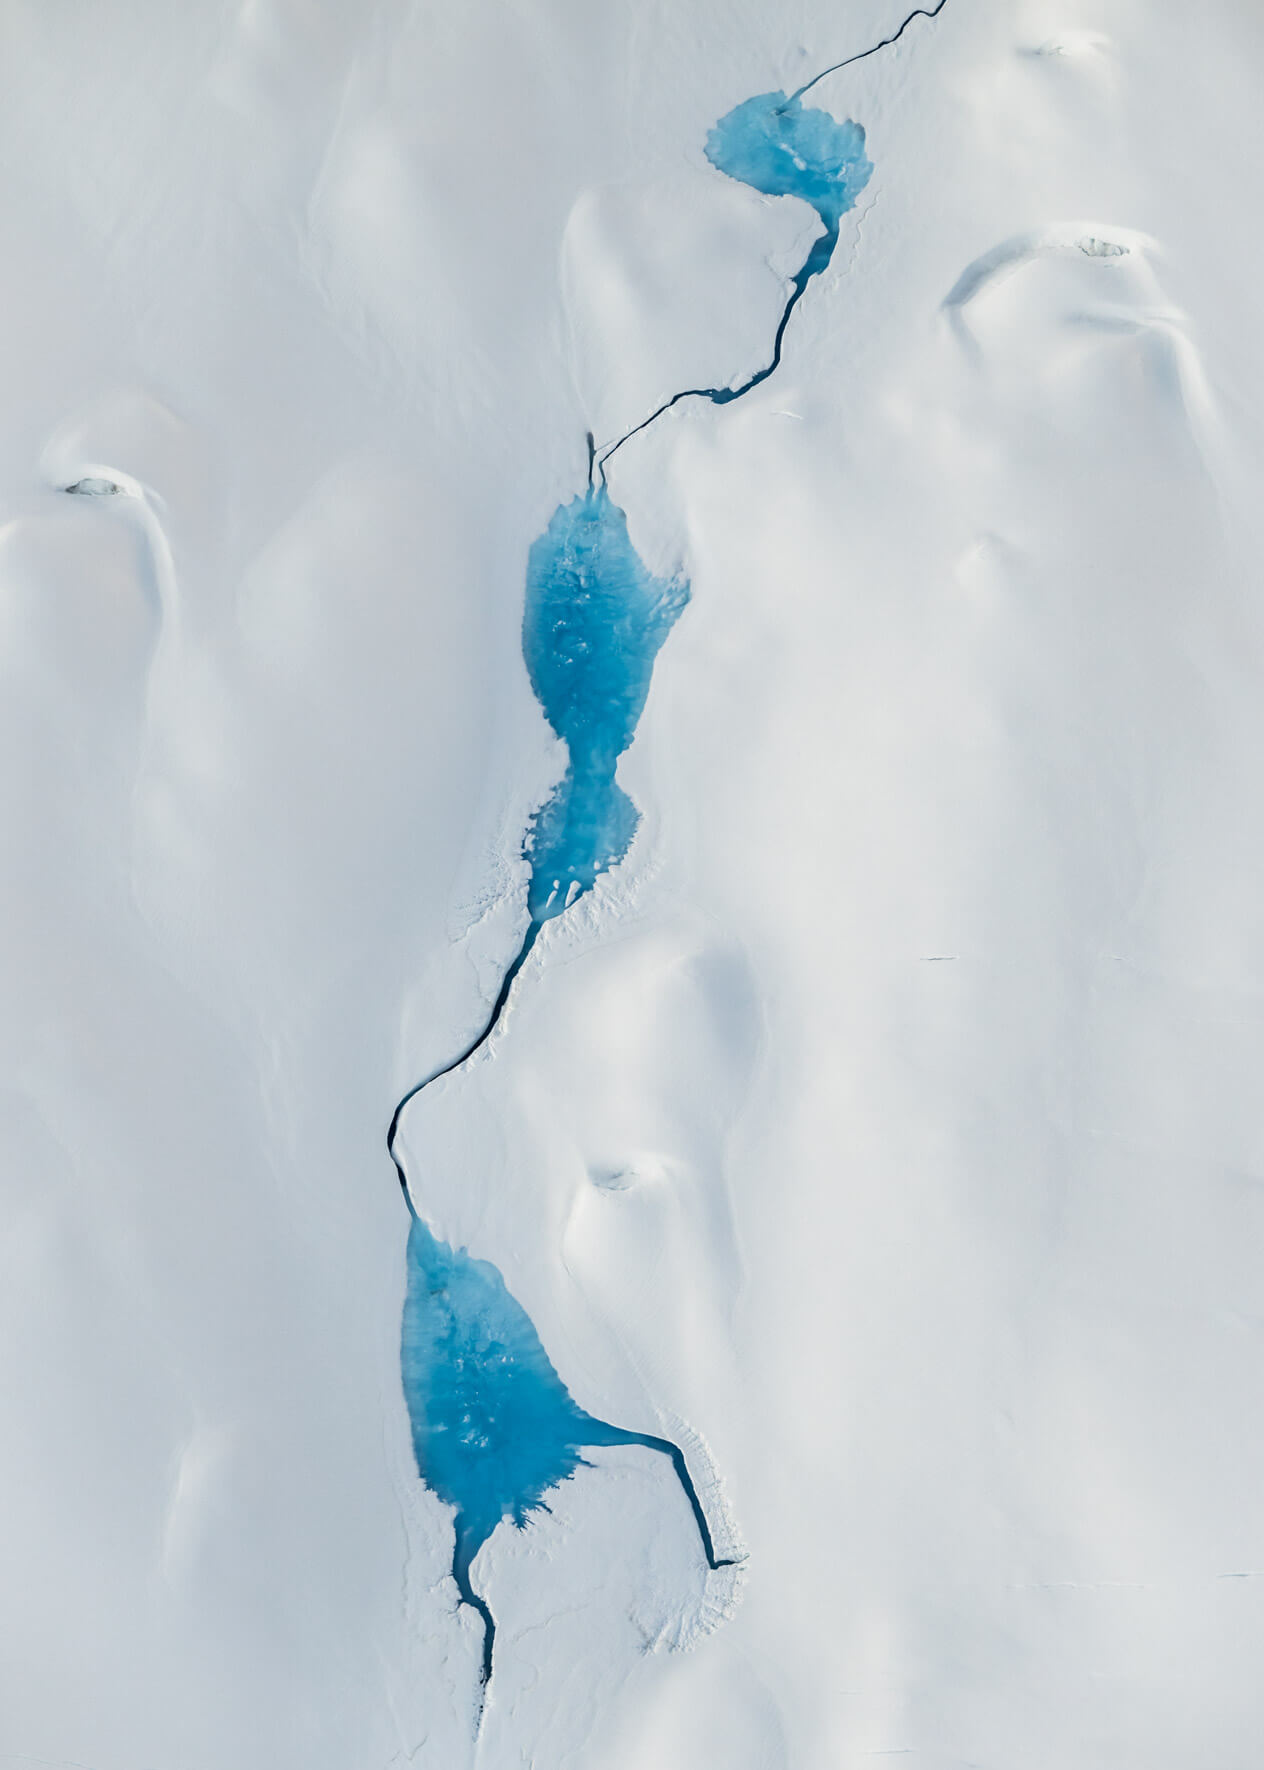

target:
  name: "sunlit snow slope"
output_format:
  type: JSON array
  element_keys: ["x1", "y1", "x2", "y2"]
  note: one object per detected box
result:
[{"x1": 2, "y1": 3, "x2": 1264, "y2": 1769}]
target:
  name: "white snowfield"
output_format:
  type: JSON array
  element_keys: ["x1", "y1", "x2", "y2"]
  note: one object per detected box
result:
[{"x1": 1, "y1": 1, "x2": 1262, "y2": 1765}]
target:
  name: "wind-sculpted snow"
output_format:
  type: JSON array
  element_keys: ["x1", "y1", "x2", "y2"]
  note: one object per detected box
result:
[{"x1": 523, "y1": 486, "x2": 688, "y2": 923}]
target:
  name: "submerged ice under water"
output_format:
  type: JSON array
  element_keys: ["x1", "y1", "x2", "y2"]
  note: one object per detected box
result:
[
  {"x1": 401, "y1": 1214, "x2": 731, "y2": 1685},
  {"x1": 394, "y1": 80, "x2": 879, "y2": 1694},
  {"x1": 523, "y1": 485, "x2": 688, "y2": 923},
  {"x1": 706, "y1": 90, "x2": 872, "y2": 234}
]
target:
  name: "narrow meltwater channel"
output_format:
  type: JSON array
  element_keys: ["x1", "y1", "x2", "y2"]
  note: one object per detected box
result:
[
  {"x1": 388, "y1": 476, "x2": 722, "y2": 1694},
  {"x1": 388, "y1": 3, "x2": 951, "y2": 1701}
]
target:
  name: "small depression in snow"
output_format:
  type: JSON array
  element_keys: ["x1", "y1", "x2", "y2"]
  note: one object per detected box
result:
[{"x1": 64, "y1": 476, "x2": 124, "y2": 496}]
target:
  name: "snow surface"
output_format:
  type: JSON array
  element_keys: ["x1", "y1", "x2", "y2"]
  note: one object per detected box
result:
[{"x1": 3, "y1": 1, "x2": 1264, "y2": 1766}]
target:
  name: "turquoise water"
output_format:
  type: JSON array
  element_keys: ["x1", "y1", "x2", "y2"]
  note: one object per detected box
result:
[
  {"x1": 599, "y1": 93, "x2": 873, "y2": 467},
  {"x1": 522, "y1": 486, "x2": 688, "y2": 923},
  {"x1": 705, "y1": 91, "x2": 872, "y2": 231},
  {"x1": 401, "y1": 1213, "x2": 732, "y2": 1684}
]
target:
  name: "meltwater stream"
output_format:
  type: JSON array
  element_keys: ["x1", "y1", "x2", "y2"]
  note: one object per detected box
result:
[
  {"x1": 390, "y1": 483, "x2": 707, "y2": 1689},
  {"x1": 389, "y1": 57, "x2": 898, "y2": 1699},
  {"x1": 598, "y1": 90, "x2": 872, "y2": 474}
]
